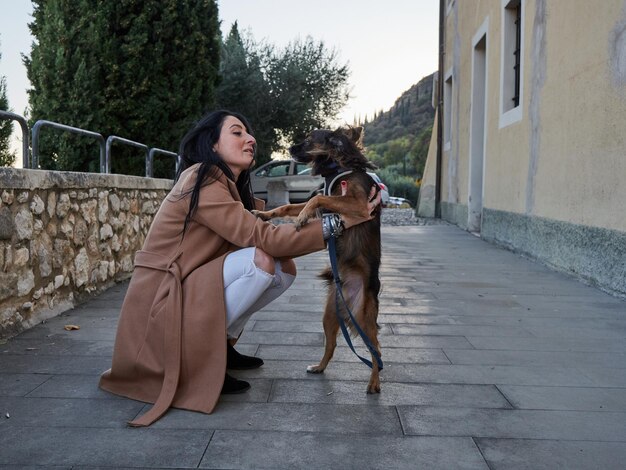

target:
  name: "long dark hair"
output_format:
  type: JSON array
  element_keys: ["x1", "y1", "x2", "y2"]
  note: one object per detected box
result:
[{"x1": 175, "y1": 110, "x2": 256, "y2": 236}]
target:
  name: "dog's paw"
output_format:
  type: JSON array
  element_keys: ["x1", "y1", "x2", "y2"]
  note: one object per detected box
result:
[
  {"x1": 251, "y1": 210, "x2": 271, "y2": 220},
  {"x1": 366, "y1": 382, "x2": 381, "y2": 394},
  {"x1": 294, "y1": 214, "x2": 310, "y2": 231},
  {"x1": 306, "y1": 364, "x2": 325, "y2": 374}
]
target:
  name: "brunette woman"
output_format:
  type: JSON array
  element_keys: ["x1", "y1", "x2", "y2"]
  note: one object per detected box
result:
[{"x1": 99, "y1": 110, "x2": 380, "y2": 426}]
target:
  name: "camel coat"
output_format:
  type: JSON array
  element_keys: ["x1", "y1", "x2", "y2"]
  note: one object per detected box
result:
[{"x1": 99, "y1": 165, "x2": 324, "y2": 426}]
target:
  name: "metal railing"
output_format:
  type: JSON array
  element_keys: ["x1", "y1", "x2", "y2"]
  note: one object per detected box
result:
[
  {"x1": 5, "y1": 113, "x2": 180, "y2": 177},
  {"x1": 105, "y1": 135, "x2": 148, "y2": 174},
  {"x1": 147, "y1": 148, "x2": 180, "y2": 178},
  {"x1": 32, "y1": 120, "x2": 105, "y2": 170},
  {"x1": 0, "y1": 110, "x2": 30, "y2": 168}
]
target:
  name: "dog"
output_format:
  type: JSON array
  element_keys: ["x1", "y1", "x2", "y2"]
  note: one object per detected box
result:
[{"x1": 252, "y1": 126, "x2": 383, "y2": 393}]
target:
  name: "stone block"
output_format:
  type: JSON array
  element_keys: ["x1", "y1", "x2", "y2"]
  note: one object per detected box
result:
[
  {"x1": 33, "y1": 218, "x2": 44, "y2": 235},
  {"x1": 73, "y1": 248, "x2": 89, "y2": 287},
  {"x1": 0, "y1": 206, "x2": 14, "y2": 239},
  {"x1": 55, "y1": 193, "x2": 71, "y2": 218},
  {"x1": 1, "y1": 189, "x2": 14, "y2": 204},
  {"x1": 0, "y1": 272, "x2": 18, "y2": 300},
  {"x1": 141, "y1": 200, "x2": 156, "y2": 214},
  {"x1": 17, "y1": 269, "x2": 35, "y2": 296},
  {"x1": 13, "y1": 247, "x2": 29, "y2": 266},
  {"x1": 53, "y1": 239, "x2": 73, "y2": 269},
  {"x1": 30, "y1": 194, "x2": 45, "y2": 214},
  {"x1": 98, "y1": 200, "x2": 109, "y2": 223},
  {"x1": 46, "y1": 191, "x2": 56, "y2": 217},
  {"x1": 73, "y1": 218, "x2": 87, "y2": 246},
  {"x1": 108, "y1": 193, "x2": 121, "y2": 213},
  {"x1": 79, "y1": 199, "x2": 96, "y2": 224},
  {"x1": 99, "y1": 223, "x2": 113, "y2": 240},
  {"x1": 59, "y1": 221, "x2": 73, "y2": 239},
  {"x1": 46, "y1": 222, "x2": 57, "y2": 237},
  {"x1": 15, "y1": 208, "x2": 33, "y2": 240}
]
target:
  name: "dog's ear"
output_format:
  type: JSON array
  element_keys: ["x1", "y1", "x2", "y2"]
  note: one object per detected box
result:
[
  {"x1": 341, "y1": 126, "x2": 364, "y2": 148},
  {"x1": 328, "y1": 134, "x2": 345, "y2": 150}
]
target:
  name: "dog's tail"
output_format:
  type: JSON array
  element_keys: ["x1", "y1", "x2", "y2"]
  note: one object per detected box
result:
[{"x1": 318, "y1": 267, "x2": 334, "y2": 285}]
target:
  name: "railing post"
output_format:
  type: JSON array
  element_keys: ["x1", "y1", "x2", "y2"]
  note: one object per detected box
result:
[
  {"x1": 0, "y1": 110, "x2": 30, "y2": 168},
  {"x1": 105, "y1": 136, "x2": 149, "y2": 175},
  {"x1": 147, "y1": 148, "x2": 179, "y2": 178},
  {"x1": 32, "y1": 120, "x2": 105, "y2": 170}
]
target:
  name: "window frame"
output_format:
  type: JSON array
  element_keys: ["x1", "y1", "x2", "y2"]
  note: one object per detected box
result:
[
  {"x1": 499, "y1": 0, "x2": 524, "y2": 129},
  {"x1": 443, "y1": 68, "x2": 453, "y2": 151}
]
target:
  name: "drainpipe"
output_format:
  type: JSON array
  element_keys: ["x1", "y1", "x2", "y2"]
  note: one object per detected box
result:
[{"x1": 435, "y1": 0, "x2": 445, "y2": 218}]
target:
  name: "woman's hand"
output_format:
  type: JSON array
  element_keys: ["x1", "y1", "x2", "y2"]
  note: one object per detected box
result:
[{"x1": 342, "y1": 185, "x2": 382, "y2": 230}]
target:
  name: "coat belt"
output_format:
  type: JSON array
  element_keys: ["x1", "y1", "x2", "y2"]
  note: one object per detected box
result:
[{"x1": 128, "y1": 250, "x2": 183, "y2": 427}]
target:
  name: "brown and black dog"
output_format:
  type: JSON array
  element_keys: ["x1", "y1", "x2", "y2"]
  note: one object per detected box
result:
[{"x1": 252, "y1": 126, "x2": 383, "y2": 393}]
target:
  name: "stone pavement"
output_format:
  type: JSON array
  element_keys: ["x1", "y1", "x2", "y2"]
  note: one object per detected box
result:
[{"x1": 1, "y1": 224, "x2": 626, "y2": 469}]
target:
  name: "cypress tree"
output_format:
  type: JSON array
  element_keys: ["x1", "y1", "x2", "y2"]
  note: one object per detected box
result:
[{"x1": 26, "y1": 0, "x2": 220, "y2": 176}]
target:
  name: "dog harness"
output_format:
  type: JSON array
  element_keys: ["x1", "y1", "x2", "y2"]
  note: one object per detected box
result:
[{"x1": 324, "y1": 169, "x2": 353, "y2": 196}]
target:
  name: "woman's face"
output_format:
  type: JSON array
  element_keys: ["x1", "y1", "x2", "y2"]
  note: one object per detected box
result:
[{"x1": 213, "y1": 116, "x2": 256, "y2": 179}]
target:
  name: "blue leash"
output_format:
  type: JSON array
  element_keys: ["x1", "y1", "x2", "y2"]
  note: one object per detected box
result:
[{"x1": 328, "y1": 235, "x2": 383, "y2": 370}]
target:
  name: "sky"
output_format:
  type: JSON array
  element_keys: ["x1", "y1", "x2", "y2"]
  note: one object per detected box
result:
[{"x1": 0, "y1": 0, "x2": 439, "y2": 163}]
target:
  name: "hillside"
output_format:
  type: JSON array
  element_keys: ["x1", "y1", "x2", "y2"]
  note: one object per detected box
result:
[{"x1": 363, "y1": 73, "x2": 435, "y2": 145}]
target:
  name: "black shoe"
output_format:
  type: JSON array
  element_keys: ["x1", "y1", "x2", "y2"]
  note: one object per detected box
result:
[
  {"x1": 227, "y1": 343, "x2": 264, "y2": 370},
  {"x1": 221, "y1": 373, "x2": 250, "y2": 395}
]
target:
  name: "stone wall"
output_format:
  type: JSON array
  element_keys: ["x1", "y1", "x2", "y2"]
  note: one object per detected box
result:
[{"x1": 0, "y1": 168, "x2": 172, "y2": 338}]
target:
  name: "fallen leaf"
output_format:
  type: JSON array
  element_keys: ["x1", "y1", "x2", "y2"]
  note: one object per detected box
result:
[{"x1": 64, "y1": 325, "x2": 80, "y2": 331}]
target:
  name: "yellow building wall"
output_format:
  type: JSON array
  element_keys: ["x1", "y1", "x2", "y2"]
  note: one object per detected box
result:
[{"x1": 441, "y1": 0, "x2": 626, "y2": 231}]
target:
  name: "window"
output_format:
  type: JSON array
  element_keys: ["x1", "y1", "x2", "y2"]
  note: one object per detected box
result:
[
  {"x1": 266, "y1": 162, "x2": 290, "y2": 177},
  {"x1": 255, "y1": 161, "x2": 290, "y2": 177},
  {"x1": 444, "y1": 72, "x2": 453, "y2": 150},
  {"x1": 294, "y1": 163, "x2": 310, "y2": 175},
  {"x1": 500, "y1": 0, "x2": 524, "y2": 127}
]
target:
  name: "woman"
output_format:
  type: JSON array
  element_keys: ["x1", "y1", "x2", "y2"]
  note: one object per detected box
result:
[{"x1": 99, "y1": 110, "x2": 380, "y2": 426}]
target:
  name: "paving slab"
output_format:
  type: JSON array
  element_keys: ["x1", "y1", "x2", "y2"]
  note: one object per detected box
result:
[
  {"x1": 1, "y1": 224, "x2": 625, "y2": 469},
  {"x1": 465, "y1": 336, "x2": 626, "y2": 353},
  {"x1": 398, "y1": 406, "x2": 626, "y2": 441},
  {"x1": 0, "y1": 396, "x2": 143, "y2": 428},
  {"x1": 147, "y1": 402, "x2": 402, "y2": 435},
  {"x1": 0, "y1": 373, "x2": 51, "y2": 397},
  {"x1": 0, "y1": 427, "x2": 212, "y2": 467},
  {"x1": 268, "y1": 379, "x2": 511, "y2": 408},
  {"x1": 444, "y1": 349, "x2": 626, "y2": 367},
  {"x1": 201, "y1": 430, "x2": 489, "y2": 470},
  {"x1": 476, "y1": 438, "x2": 626, "y2": 470},
  {"x1": 497, "y1": 385, "x2": 626, "y2": 412},
  {"x1": 256, "y1": 344, "x2": 451, "y2": 364}
]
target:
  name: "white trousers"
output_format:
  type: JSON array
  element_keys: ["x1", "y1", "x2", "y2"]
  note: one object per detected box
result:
[{"x1": 223, "y1": 247, "x2": 295, "y2": 339}]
